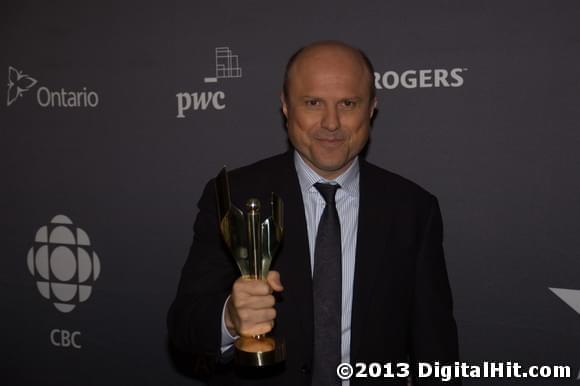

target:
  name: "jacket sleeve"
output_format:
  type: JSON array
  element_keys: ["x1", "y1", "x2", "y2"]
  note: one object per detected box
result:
[
  {"x1": 167, "y1": 179, "x2": 239, "y2": 359},
  {"x1": 411, "y1": 195, "x2": 461, "y2": 385}
]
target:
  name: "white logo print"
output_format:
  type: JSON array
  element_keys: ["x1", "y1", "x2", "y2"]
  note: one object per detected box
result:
[
  {"x1": 374, "y1": 68, "x2": 466, "y2": 90},
  {"x1": 549, "y1": 287, "x2": 580, "y2": 315},
  {"x1": 6, "y1": 66, "x2": 99, "y2": 108},
  {"x1": 203, "y1": 47, "x2": 242, "y2": 83},
  {"x1": 176, "y1": 46, "x2": 242, "y2": 117},
  {"x1": 27, "y1": 215, "x2": 101, "y2": 313},
  {"x1": 7, "y1": 66, "x2": 38, "y2": 106},
  {"x1": 549, "y1": 285, "x2": 580, "y2": 379}
]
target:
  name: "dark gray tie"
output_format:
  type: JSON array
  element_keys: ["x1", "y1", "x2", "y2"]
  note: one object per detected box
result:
[{"x1": 312, "y1": 182, "x2": 341, "y2": 385}]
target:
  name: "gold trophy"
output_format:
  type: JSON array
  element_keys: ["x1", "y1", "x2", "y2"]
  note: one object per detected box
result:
[{"x1": 215, "y1": 168, "x2": 285, "y2": 366}]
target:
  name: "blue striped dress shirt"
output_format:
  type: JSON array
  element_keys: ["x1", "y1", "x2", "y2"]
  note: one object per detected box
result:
[
  {"x1": 221, "y1": 151, "x2": 360, "y2": 386},
  {"x1": 293, "y1": 150, "x2": 360, "y2": 372}
]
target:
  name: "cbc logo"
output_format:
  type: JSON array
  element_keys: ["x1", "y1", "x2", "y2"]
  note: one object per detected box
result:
[
  {"x1": 27, "y1": 215, "x2": 101, "y2": 313},
  {"x1": 50, "y1": 329, "x2": 81, "y2": 349}
]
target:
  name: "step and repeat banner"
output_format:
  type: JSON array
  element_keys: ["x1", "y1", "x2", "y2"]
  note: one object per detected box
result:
[{"x1": 2, "y1": 1, "x2": 579, "y2": 385}]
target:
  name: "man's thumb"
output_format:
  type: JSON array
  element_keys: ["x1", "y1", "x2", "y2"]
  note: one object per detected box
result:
[{"x1": 267, "y1": 270, "x2": 284, "y2": 292}]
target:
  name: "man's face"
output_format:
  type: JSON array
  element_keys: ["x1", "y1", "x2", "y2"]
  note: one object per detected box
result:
[{"x1": 282, "y1": 45, "x2": 376, "y2": 180}]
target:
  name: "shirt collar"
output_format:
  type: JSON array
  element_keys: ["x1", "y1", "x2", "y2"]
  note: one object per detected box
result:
[{"x1": 293, "y1": 150, "x2": 359, "y2": 198}]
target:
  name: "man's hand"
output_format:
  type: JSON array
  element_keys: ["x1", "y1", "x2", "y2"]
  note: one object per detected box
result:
[{"x1": 225, "y1": 271, "x2": 283, "y2": 337}]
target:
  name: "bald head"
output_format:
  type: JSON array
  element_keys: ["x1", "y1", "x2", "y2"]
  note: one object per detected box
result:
[
  {"x1": 282, "y1": 41, "x2": 376, "y2": 102},
  {"x1": 280, "y1": 41, "x2": 377, "y2": 180}
]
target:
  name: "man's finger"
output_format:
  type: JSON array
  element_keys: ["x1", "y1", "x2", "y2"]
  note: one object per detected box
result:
[
  {"x1": 233, "y1": 277, "x2": 272, "y2": 296},
  {"x1": 239, "y1": 321, "x2": 274, "y2": 337},
  {"x1": 266, "y1": 270, "x2": 284, "y2": 292},
  {"x1": 233, "y1": 294, "x2": 275, "y2": 310}
]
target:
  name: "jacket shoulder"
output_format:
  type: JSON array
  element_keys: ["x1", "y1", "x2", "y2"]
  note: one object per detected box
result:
[
  {"x1": 361, "y1": 160, "x2": 436, "y2": 205},
  {"x1": 228, "y1": 152, "x2": 291, "y2": 179}
]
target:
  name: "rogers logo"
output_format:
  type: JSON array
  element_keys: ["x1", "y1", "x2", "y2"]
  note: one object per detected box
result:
[{"x1": 374, "y1": 68, "x2": 466, "y2": 90}]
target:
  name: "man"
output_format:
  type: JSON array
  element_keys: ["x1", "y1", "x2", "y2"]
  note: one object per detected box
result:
[{"x1": 168, "y1": 41, "x2": 460, "y2": 385}]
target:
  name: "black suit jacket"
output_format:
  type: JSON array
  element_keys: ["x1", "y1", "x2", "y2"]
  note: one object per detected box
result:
[{"x1": 168, "y1": 151, "x2": 459, "y2": 385}]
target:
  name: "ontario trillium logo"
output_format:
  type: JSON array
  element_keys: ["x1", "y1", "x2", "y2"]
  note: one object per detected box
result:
[
  {"x1": 6, "y1": 66, "x2": 99, "y2": 108},
  {"x1": 7, "y1": 66, "x2": 37, "y2": 106},
  {"x1": 27, "y1": 215, "x2": 101, "y2": 313}
]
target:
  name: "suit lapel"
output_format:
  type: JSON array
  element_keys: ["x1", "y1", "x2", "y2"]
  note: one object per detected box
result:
[
  {"x1": 350, "y1": 160, "x2": 394, "y2": 360},
  {"x1": 269, "y1": 152, "x2": 314, "y2": 346}
]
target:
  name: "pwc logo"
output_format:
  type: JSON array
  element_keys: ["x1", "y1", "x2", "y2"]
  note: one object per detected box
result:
[
  {"x1": 176, "y1": 46, "x2": 242, "y2": 118},
  {"x1": 6, "y1": 66, "x2": 99, "y2": 108}
]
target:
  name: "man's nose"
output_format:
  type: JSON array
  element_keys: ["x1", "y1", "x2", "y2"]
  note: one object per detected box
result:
[{"x1": 321, "y1": 106, "x2": 340, "y2": 131}]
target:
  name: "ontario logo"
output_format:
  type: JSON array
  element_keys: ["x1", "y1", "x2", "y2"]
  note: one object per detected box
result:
[
  {"x1": 6, "y1": 66, "x2": 99, "y2": 108},
  {"x1": 176, "y1": 46, "x2": 242, "y2": 118},
  {"x1": 7, "y1": 66, "x2": 37, "y2": 106},
  {"x1": 27, "y1": 215, "x2": 101, "y2": 313}
]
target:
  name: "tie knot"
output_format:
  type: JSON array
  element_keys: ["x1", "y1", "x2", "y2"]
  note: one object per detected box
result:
[{"x1": 314, "y1": 182, "x2": 340, "y2": 204}]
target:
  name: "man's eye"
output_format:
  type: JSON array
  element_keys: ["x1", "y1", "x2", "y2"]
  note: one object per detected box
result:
[
  {"x1": 305, "y1": 99, "x2": 321, "y2": 107},
  {"x1": 340, "y1": 100, "x2": 356, "y2": 109}
]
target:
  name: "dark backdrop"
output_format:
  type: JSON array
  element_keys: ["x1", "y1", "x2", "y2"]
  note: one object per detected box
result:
[{"x1": 1, "y1": 1, "x2": 579, "y2": 385}]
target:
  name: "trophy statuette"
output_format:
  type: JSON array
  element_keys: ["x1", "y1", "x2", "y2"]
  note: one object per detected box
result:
[{"x1": 215, "y1": 168, "x2": 285, "y2": 366}]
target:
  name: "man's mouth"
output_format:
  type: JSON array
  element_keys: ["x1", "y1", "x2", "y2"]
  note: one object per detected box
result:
[{"x1": 315, "y1": 136, "x2": 345, "y2": 142}]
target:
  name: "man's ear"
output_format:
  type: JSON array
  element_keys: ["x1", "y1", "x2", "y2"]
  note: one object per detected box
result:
[
  {"x1": 280, "y1": 93, "x2": 289, "y2": 119},
  {"x1": 370, "y1": 97, "x2": 377, "y2": 118}
]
